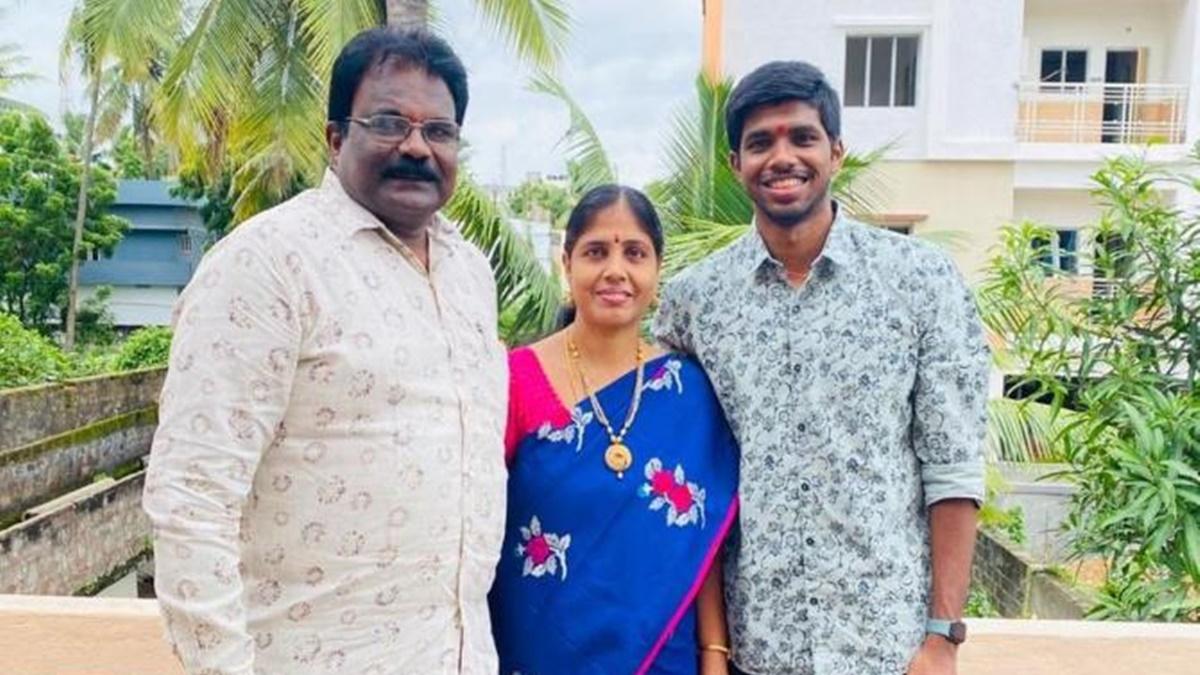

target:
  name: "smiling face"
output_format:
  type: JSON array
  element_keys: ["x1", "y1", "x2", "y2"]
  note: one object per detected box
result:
[
  {"x1": 563, "y1": 198, "x2": 661, "y2": 331},
  {"x1": 730, "y1": 99, "x2": 844, "y2": 230},
  {"x1": 327, "y1": 62, "x2": 459, "y2": 238}
]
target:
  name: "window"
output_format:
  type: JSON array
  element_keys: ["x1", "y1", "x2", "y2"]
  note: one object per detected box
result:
[
  {"x1": 1033, "y1": 229, "x2": 1079, "y2": 274},
  {"x1": 1040, "y1": 49, "x2": 1087, "y2": 90},
  {"x1": 844, "y1": 35, "x2": 919, "y2": 107},
  {"x1": 178, "y1": 232, "x2": 193, "y2": 256},
  {"x1": 84, "y1": 246, "x2": 108, "y2": 262}
]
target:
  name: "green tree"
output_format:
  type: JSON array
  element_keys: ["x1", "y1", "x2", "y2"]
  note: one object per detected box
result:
[
  {"x1": 507, "y1": 176, "x2": 572, "y2": 228},
  {"x1": 61, "y1": 0, "x2": 177, "y2": 349},
  {"x1": 980, "y1": 149, "x2": 1200, "y2": 621},
  {"x1": 0, "y1": 111, "x2": 127, "y2": 331},
  {"x1": 0, "y1": 312, "x2": 70, "y2": 388}
]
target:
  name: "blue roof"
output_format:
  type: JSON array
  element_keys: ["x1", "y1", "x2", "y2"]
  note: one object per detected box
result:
[{"x1": 116, "y1": 180, "x2": 200, "y2": 207}]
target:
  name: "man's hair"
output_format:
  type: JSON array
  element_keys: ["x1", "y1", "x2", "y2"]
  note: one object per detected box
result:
[
  {"x1": 327, "y1": 28, "x2": 468, "y2": 131},
  {"x1": 725, "y1": 60, "x2": 841, "y2": 151}
]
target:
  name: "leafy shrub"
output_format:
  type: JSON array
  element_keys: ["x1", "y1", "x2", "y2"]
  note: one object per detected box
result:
[
  {"x1": 114, "y1": 326, "x2": 172, "y2": 371},
  {"x1": 0, "y1": 312, "x2": 69, "y2": 388},
  {"x1": 982, "y1": 151, "x2": 1200, "y2": 621}
]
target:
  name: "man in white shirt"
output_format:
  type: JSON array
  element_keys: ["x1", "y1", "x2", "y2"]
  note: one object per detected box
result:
[{"x1": 143, "y1": 28, "x2": 507, "y2": 674}]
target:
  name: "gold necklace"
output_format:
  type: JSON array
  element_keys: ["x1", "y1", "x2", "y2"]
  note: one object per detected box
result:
[{"x1": 566, "y1": 331, "x2": 646, "y2": 479}]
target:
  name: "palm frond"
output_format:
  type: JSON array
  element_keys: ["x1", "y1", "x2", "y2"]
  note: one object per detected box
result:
[
  {"x1": 446, "y1": 171, "x2": 561, "y2": 345},
  {"x1": 834, "y1": 143, "x2": 891, "y2": 216},
  {"x1": 0, "y1": 43, "x2": 36, "y2": 94},
  {"x1": 987, "y1": 397, "x2": 1074, "y2": 463},
  {"x1": 663, "y1": 218, "x2": 749, "y2": 277},
  {"x1": 528, "y1": 70, "x2": 615, "y2": 191},
  {"x1": 655, "y1": 74, "x2": 751, "y2": 232},
  {"x1": 75, "y1": 0, "x2": 181, "y2": 78},
  {"x1": 294, "y1": 0, "x2": 381, "y2": 76},
  {"x1": 472, "y1": 0, "x2": 570, "y2": 70},
  {"x1": 227, "y1": 4, "x2": 326, "y2": 222},
  {"x1": 156, "y1": 0, "x2": 272, "y2": 169}
]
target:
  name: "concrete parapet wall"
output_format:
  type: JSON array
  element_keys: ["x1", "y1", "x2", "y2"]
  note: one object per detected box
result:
[
  {"x1": 0, "y1": 409, "x2": 155, "y2": 524},
  {"x1": 0, "y1": 368, "x2": 165, "y2": 452},
  {"x1": 0, "y1": 471, "x2": 151, "y2": 596},
  {"x1": 972, "y1": 529, "x2": 1092, "y2": 619}
]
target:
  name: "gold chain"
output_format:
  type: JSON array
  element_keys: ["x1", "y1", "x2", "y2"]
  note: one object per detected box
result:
[{"x1": 566, "y1": 330, "x2": 646, "y2": 477}]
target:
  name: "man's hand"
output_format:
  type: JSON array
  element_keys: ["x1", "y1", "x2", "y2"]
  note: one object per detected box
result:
[{"x1": 907, "y1": 635, "x2": 957, "y2": 675}]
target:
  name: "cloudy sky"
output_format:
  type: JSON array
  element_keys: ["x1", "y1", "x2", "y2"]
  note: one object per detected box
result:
[{"x1": 0, "y1": 0, "x2": 702, "y2": 188}]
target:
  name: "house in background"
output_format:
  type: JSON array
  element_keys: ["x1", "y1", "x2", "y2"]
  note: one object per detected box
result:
[
  {"x1": 79, "y1": 180, "x2": 205, "y2": 327},
  {"x1": 701, "y1": 0, "x2": 1200, "y2": 282}
]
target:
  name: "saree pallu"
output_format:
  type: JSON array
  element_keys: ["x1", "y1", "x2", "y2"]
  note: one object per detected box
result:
[{"x1": 490, "y1": 350, "x2": 739, "y2": 675}]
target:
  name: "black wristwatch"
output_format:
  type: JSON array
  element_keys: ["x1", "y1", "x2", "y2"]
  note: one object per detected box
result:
[{"x1": 925, "y1": 618, "x2": 967, "y2": 645}]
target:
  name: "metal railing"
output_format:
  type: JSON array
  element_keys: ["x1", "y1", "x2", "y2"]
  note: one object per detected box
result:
[{"x1": 1017, "y1": 82, "x2": 1188, "y2": 144}]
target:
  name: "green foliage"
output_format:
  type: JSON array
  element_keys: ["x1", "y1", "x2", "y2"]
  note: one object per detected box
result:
[
  {"x1": 0, "y1": 312, "x2": 69, "y2": 387},
  {"x1": 110, "y1": 126, "x2": 172, "y2": 179},
  {"x1": 114, "y1": 325, "x2": 172, "y2": 370},
  {"x1": 964, "y1": 585, "x2": 1001, "y2": 618},
  {"x1": 0, "y1": 111, "x2": 128, "y2": 330},
  {"x1": 507, "y1": 177, "x2": 572, "y2": 228},
  {"x1": 979, "y1": 465, "x2": 1028, "y2": 545},
  {"x1": 982, "y1": 150, "x2": 1200, "y2": 621},
  {"x1": 76, "y1": 285, "x2": 117, "y2": 346},
  {"x1": 447, "y1": 172, "x2": 560, "y2": 345}
]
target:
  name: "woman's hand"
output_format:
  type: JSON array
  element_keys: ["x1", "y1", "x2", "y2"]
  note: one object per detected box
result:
[{"x1": 700, "y1": 649, "x2": 730, "y2": 675}]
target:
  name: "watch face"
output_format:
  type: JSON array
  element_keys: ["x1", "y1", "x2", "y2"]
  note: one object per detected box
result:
[{"x1": 949, "y1": 621, "x2": 968, "y2": 644}]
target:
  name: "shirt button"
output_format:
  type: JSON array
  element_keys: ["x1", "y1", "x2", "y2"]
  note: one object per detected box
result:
[
  {"x1": 797, "y1": 422, "x2": 807, "y2": 433},
  {"x1": 805, "y1": 537, "x2": 815, "y2": 546},
  {"x1": 800, "y1": 482, "x2": 811, "y2": 492},
  {"x1": 808, "y1": 598, "x2": 819, "y2": 606},
  {"x1": 791, "y1": 363, "x2": 802, "y2": 374}
]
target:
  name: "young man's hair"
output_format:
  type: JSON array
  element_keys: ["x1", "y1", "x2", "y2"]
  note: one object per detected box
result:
[
  {"x1": 725, "y1": 61, "x2": 841, "y2": 151},
  {"x1": 327, "y1": 28, "x2": 468, "y2": 133}
]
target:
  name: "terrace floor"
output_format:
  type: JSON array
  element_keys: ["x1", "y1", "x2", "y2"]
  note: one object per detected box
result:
[{"x1": 2, "y1": 595, "x2": 1199, "y2": 674}]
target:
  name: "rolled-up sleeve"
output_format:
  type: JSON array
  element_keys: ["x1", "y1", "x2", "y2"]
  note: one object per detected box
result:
[
  {"x1": 142, "y1": 236, "x2": 302, "y2": 674},
  {"x1": 911, "y1": 255, "x2": 990, "y2": 507}
]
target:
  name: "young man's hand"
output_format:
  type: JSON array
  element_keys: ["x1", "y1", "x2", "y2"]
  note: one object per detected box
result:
[{"x1": 906, "y1": 635, "x2": 957, "y2": 675}]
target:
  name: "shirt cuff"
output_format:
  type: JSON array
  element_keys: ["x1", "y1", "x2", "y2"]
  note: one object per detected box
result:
[{"x1": 921, "y1": 459, "x2": 985, "y2": 507}]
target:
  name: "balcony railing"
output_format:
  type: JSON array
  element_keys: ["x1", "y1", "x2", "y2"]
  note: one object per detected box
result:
[{"x1": 1017, "y1": 82, "x2": 1188, "y2": 144}]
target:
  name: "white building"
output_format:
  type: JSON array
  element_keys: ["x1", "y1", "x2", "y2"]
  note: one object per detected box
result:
[{"x1": 702, "y1": 0, "x2": 1200, "y2": 279}]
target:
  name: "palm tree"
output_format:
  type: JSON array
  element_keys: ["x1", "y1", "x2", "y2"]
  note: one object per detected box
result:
[
  {"x1": 62, "y1": 0, "x2": 570, "y2": 346},
  {"x1": 60, "y1": 0, "x2": 177, "y2": 349},
  {"x1": 531, "y1": 71, "x2": 889, "y2": 277},
  {"x1": 0, "y1": 10, "x2": 37, "y2": 113}
]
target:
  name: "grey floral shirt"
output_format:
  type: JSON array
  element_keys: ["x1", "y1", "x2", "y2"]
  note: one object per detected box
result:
[{"x1": 653, "y1": 210, "x2": 989, "y2": 675}]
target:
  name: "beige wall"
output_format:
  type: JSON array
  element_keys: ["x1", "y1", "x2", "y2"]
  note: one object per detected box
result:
[
  {"x1": 1023, "y1": 0, "x2": 1178, "y2": 83},
  {"x1": 871, "y1": 161, "x2": 1015, "y2": 282}
]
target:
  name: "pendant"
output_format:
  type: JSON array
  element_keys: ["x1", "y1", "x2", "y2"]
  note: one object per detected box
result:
[{"x1": 604, "y1": 442, "x2": 633, "y2": 478}]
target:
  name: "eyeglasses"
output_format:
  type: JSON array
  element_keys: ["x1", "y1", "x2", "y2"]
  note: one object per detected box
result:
[{"x1": 345, "y1": 114, "x2": 461, "y2": 145}]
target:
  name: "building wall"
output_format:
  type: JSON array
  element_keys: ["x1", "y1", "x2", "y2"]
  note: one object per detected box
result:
[
  {"x1": 1022, "y1": 0, "x2": 1179, "y2": 83},
  {"x1": 81, "y1": 285, "x2": 181, "y2": 327},
  {"x1": 929, "y1": 0, "x2": 1022, "y2": 157},
  {"x1": 1012, "y1": 188, "x2": 1100, "y2": 228},
  {"x1": 872, "y1": 161, "x2": 1015, "y2": 279}
]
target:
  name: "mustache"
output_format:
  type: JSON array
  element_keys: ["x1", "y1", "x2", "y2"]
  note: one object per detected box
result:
[{"x1": 382, "y1": 158, "x2": 439, "y2": 182}]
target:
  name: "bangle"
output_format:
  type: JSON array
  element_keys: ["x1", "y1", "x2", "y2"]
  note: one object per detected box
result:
[{"x1": 700, "y1": 644, "x2": 731, "y2": 658}]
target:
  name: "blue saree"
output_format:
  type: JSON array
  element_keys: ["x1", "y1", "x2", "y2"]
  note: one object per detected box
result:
[{"x1": 490, "y1": 350, "x2": 739, "y2": 675}]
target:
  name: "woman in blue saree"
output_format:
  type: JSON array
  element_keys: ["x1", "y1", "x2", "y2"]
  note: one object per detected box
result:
[{"x1": 490, "y1": 185, "x2": 739, "y2": 675}]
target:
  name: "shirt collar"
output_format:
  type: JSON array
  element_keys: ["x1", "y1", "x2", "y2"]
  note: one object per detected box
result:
[
  {"x1": 318, "y1": 168, "x2": 456, "y2": 242},
  {"x1": 740, "y1": 202, "x2": 855, "y2": 280}
]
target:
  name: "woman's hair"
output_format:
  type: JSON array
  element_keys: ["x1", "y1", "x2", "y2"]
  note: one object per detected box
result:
[{"x1": 557, "y1": 184, "x2": 664, "y2": 327}]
